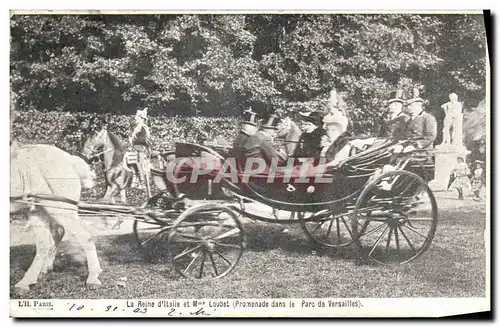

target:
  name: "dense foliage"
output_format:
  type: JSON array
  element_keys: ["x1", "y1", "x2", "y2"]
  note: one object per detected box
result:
[
  {"x1": 10, "y1": 13, "x2": 487, "y2": 143},
  {"x1": 12, "y1": 110, "x2": 239, "y2": 154}
]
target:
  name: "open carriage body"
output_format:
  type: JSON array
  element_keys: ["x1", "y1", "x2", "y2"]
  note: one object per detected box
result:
[{"x1": 143, "y1": 138, "x2": 439, "y2": 273}]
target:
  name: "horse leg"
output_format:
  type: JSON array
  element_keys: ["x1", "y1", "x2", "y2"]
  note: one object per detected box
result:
[
  {"x1": 40, "y1": 232, "x2": 56, "y2": 275},
  {"x1": 120, "y1": 189, "x2": 127, "y2": 204},
  {"x1": 44, "y1": 204, "x2": 103, "y2": 287},
  {"x1": 40, "y1": 217, "x2": 65, "y2": 274},
  {"x1": 14, "y1": 215, "x2": 52, "y2": 295}
]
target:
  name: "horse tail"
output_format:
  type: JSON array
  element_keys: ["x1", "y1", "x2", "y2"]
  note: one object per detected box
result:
[{"x1": 70, "y1": 155, "x2": 96, "y2": 189}]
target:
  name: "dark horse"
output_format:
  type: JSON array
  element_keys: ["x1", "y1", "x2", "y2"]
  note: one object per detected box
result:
[{"x1": 82, "y1": 127, "x2": 150, "y2": 203}]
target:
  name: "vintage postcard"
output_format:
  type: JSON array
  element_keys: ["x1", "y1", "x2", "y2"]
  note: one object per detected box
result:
[{"x1": 8, "y1": 9, "x2": 490, "y2": 318}]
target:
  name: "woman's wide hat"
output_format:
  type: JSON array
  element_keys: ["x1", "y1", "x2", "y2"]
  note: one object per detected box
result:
[{"x1": 298, "y1": 110, "x2": 324, "y2": 125}]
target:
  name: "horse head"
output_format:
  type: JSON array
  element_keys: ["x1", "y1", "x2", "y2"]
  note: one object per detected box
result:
[
  {"x1": 276, "y1": 116, "x2": 292, "y2": 137},
  {"x1": 82, "y1": 127, "x2": 108, "y2": 161},
  {"x1": 276, "y1": 116, "x2": 302, "y2": 156}
]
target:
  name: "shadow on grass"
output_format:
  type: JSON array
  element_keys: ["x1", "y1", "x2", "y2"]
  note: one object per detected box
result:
[
  {"x1": 235, "y1": 222, "x2": 373, "y2": 265},
  {"x1": 96, "y1": 224, "x2": 369, "y2": 269}
]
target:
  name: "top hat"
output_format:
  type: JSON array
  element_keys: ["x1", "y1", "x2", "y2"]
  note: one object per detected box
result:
[
  {"x1": 405, "y1": 97, "x2": 424, "y2": 106},
  {"x1": 261, "y1": 114, "x2": 279, "y2": 130},
  {"x1": 405, "y1": 87, "x2": 424, "y2": 106},
  {"x1": 298, "y1": 110, "x2": 324, "y2": 125},
  {"x1": 388, "y1": 89, "x2": 404, "y2": 104},
  {"x1": 241, "y1": 108, "x2": 258, "y2": 126}
]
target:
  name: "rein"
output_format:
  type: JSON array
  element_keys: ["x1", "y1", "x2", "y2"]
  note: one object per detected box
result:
[{"x1": 84, "y1": 145, "x2": 114, "y2": 160}]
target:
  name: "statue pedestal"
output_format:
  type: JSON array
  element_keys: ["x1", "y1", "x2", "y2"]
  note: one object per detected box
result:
[{"x1": 428, "y1": 144, "x2": 471, "y2": 192}]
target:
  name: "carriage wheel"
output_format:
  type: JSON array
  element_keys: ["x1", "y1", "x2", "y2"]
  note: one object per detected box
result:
[
  {"x1": 167, "y1": 203, "x2": 245, "y2": 279},
  {"x1": 300, "y1": 210, "x2": 353, "y2": 248},
  {"x1": 352, "y1": 170, "x2": 438, "y2": 265}
]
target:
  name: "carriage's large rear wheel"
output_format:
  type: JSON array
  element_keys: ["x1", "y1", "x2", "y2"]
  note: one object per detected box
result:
[
  {"x1": 352, "y1": 170, "x2": 438, "y2": 265},
  {"x1": 167, "y1": 203, "x2": 245, "y2": 279}
]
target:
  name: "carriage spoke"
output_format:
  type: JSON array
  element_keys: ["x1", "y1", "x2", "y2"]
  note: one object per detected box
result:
[
  {"x1": 183, "y1": 251, "x2": 201, "y2": 274},
  {"x1": 214, "y1": 248, "x2": 232, "y2": 266},
  {"x1": 138, "y1": 225, "x2": 170, "y2": 231},
  {"x1": 198, "y1": 251, "x2": 207, "y2": 278},
  {"x1": 405, "y1": 217, "x2": 434, "y2": 221},
  {"x1": 325, "y1": 217, "x2": 335, "y2": 238},
  {"x1": 359, "y1": 221, "x2": 386, "y2": 238},
  {"x1": 402, "y1": 224, "x2": 429, "y2": 240},
  {"x1": 312, "y1": 219, "x2": 327, "y2": 234},
  {"x1": 368, "y1": 226, "x2": 389, "y2": 257},
  {"x1": 340, "y1": 216, "x2": 354, "y2": 238},
  {"x1": 398, "y1": 226, "x2": 416, "y2": 253},
  {"x1": 151, "y1": 234, "x2": 168, "y2": 257},
  {"x1": 216, "y1": 242, "x2": 241, "y2": 249},
  {"x1": 399, "y1": 178, "x2": 418, "y2": 197},
  {"x1": 208, "y1": 252, "x2": 219, "y2": 276},
  {"x1": 175, "y1": 233, "x2": 204, "y2": 243},
  {"x1": 394, "y1": 227, "x2": 401, "y2": 251},
  {"x1": 214, "y1": 228, "x2": 240, "y2": 241},
  {"x1": 385, "y1": 228, "x2": 393, "y2": 254},
  {"x1": 141, "y1": 229, "x2": 167, "y2": 247},
  {"x1": 336, "y1": 219, "x2": 341, "y2": 244},
  {"x1": 359, "y1": 219, "x2": 371, "y2": 235},
  {"x1": 174, "y1": 245, "x2": 202, "y2": 261}
]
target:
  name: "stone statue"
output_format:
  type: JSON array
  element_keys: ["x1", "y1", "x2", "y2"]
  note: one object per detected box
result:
[{"x1": 439, "y1": 93, "x2": 464, "y2": 148}]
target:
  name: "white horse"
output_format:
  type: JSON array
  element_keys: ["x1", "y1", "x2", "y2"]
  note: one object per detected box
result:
[
  {"x1": 10, "y1": 142, "x2": 102, "y2": 295},
  {"x1": 275, "y1": 116, "x2": 303, "y2": 158}
]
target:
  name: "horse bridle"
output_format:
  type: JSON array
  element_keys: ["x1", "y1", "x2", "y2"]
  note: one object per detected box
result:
[{"x1": 84, "y1": 129, "x2": 114, "y2": 160}]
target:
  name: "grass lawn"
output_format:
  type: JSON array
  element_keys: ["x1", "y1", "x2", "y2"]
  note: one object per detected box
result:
[{"x1": 10, "y1": 193, "x2": 487, "y2": 299}]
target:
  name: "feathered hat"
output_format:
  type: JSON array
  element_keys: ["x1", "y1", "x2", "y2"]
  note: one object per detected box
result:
[{"x1": 136, "y1": 107, "x2": 149, "y2": 120}]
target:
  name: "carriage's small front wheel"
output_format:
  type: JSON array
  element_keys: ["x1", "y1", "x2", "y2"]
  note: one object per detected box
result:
[
  {"x1": 167, "y1": 203, "x2": 245, "y2": 279},
  {"x1": 352, "y1": 170, "x2": 438, "y2": 265}
]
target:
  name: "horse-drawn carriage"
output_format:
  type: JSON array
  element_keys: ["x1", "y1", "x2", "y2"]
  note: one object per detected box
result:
[
  {"x1": 134, "y1": 136, "x2": 438, "y2": 277},
  {"x1": 11, "y1": 133, "x2": 438, "y2": 289}
]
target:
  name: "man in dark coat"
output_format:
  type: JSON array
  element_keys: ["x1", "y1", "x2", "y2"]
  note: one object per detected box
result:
[
  {"x1": 293, "y1": 111, "x2": 327, "y2": 164},
  {"x1": 405, "y1": 96, "x2": 438, "y2": 149},
  {"x1": 379, "y1": 89, "x2": 410, "y2": 140},
  {"x1": 232, "y1": 109, "x2": 282, "y2": 171}
]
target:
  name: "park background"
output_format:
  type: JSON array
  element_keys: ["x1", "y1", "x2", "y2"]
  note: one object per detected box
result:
[{"x1": 10, "y1": 13, "x2": 487, "y2": 153}]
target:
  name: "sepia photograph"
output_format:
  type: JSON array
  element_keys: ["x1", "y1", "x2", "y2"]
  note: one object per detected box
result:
[{"x1": 8, "y1": 9, "x2": 490, "y2": 317}]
